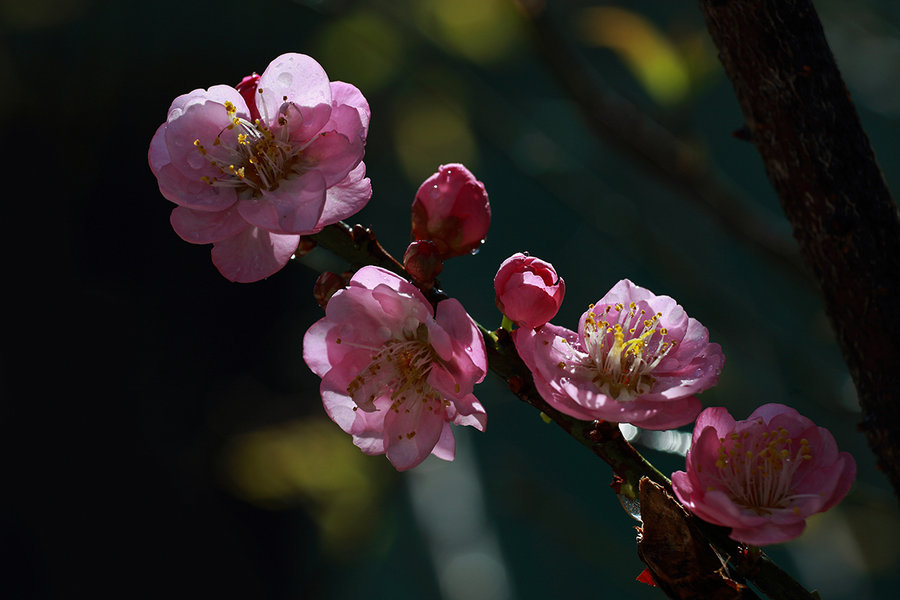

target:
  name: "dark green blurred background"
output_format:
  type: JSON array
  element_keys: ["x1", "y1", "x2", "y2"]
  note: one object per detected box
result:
[{"x1": 3, "y1": 0, "x2": 900, "y2": 598}]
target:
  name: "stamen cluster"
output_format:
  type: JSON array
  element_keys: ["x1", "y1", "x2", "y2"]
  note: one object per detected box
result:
[{"x1": 578, "y1": 302, "x2": 674, "y2": 401}]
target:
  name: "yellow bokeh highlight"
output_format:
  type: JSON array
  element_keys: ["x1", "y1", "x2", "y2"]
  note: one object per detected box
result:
[
  {"x1": 578, "y1": 6, "x2": 691, "y2": 106},
  {"x1": 315, "y1": 10, "x2": 405, "y2": 93},
  {"x1": 416, "y1": 0, "x2": 523, "y2": 63},
  {"x1": 223, "y1": 417, "x2": 388, "y2": 556},
  {"x1": 393, "y1": 94, "x2": 478, "y2": 183}
]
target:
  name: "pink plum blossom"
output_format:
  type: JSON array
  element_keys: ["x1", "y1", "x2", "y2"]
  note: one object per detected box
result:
[
  {"x1": 149, "y1": 53, "x2": 372, "y2": 282},
  {"x1": 514, "y1": 279, "x2": 724, "y2": 429},
  {"x1": 411, "y1": 163, "x2": 491, "y2": 259},
  {"x1": 494, "y1": 253, "x2": 565, "y2": 329},
  {"x1": 672, "y1": 404, "x2": 856, "y2": 545},
  {"x1": 303, "y1": 266, "x2": 488, "y2": 471}
]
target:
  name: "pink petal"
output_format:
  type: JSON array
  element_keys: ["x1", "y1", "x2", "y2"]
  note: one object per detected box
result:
[
  {"x1": 278, "y1": 101, "x2": 333, "y2": 144},
  {"x1": 257, "y1": 53, "x2": 332, "y2": 126},
  {"x1": 692, "y1": 407, "x2": 736, "y2": 443},
  {"x1": 237, "y1": 171, "x2": 327, "y2": 234},
  {"x1": 329, "y1": 81, "x2": 370, "y2": 137},
  {"x1": 302, "y1": 131, "x2": 364, "y2": 188},
  {"x1": 384, "y1": 402, "x2": 446, "y2": 471},
  {"x1": 210, "y1": 227, "x2": 299, "y2": 282},
  {"x1": 315, "y1": 163, "x2": 372, "y2": 228},
  {"x1": 435, "y1": 298, "x2": 487, "y2": 378},
  {"x1": 729, "y1": 521, "x2": 806, "y2": 546},
  {"x1": 302, "y1": 317, "x2": 339, "y2": 378},
  {"x1": 625, "y1": 396, "x2": 702, "y2": 430},
  {"x1": 431, "y1": 422, "x2": 456, "y2": 461},
  {"x1": 170, "y1": 205, "x2": 249, "y2": 244}
]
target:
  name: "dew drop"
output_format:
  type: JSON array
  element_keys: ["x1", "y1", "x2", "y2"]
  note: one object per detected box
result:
[{"x1": 276, "y1": 71, "x2": 293, "y2": 88}]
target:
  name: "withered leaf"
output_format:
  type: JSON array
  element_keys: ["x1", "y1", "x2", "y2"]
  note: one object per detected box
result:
[{"x1": 636, "y1": 477, "x2": 757, "y2": 600}]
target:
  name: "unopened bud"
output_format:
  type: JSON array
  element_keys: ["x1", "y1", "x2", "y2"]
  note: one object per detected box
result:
[
  {"x1": 295, "y1": 236, "x2": 317, "y2": 257},
  {"x1": 313, "y1": 271, "x2": 350, "y2": 308},
  {"x1": 494, "y1": 252, "x2": 565, "y2": 329},
  {"x1": 411, "y1": 163, "x2": 490, "y2": 259},
  {"x1": 235, "y1": 73, "x2": 261, "y2": 122},
  {"x1": 403, "y1": 241, "x2": 444, "y2": 288}
]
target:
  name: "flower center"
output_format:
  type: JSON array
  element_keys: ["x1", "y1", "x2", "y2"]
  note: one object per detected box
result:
[
  {"x1": 578, "y1": 302, "x2": 674, "y2": 401},
  {"x1": 710, "y1": 425, "x2": 813, "y2": 514},
  {"x1": 192, "y1": 98, "x2": 304, "y2": 193},
  {"x1": 342, "y1": 325, "x2": 449, "y2": 416}
]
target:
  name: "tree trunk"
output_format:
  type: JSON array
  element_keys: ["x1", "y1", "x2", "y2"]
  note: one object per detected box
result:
[{"x1": 699, "y1": 0, "x2": 900, "y2": 498}]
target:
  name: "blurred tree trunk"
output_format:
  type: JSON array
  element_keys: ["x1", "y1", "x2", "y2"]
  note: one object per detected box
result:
[{"x1": 699, "y1": 0, "x2": 900, "y2": 499}]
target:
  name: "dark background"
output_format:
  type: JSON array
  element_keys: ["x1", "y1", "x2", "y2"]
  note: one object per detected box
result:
[{"x1": 4, "y1": 0, "x2": 900, "y2": 598}]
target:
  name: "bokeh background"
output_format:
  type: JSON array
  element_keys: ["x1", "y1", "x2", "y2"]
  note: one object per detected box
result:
[{"x1": 4, "y1": 0, "x2": 900, "y2": 598}]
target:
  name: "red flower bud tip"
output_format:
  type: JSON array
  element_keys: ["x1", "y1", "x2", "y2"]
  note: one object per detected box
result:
[
  {"x1": 235, "y1": 73, "x2": 261, "y2": 122},
  {"x1": 313, "y1": 271, "x2": 349, "y2": 309},
  {"x1": 494, "y1": 252, "x2": 565, "y2": 329},
  {"x1": 411, "y1": 163, "x2": 490, "y2": 260},
  {"x1": 403, "y1": 240, "x2": 444, "y2": 288}
]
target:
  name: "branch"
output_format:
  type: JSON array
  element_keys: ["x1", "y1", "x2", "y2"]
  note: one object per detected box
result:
[
  {"x1": 310, "y1": 221, "x2": 816, "y2": 599},
  {"x1": 516, "y1": 0, "x2": 805, "y2": 279},
  {"x1": 699, "y1": 0, "x2": 900, "y2": 500}
]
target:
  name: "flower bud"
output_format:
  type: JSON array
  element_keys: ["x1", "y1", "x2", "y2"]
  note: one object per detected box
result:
[
  {"x1": 313, "y1": 271, "x2": 350, "y2": 309},
  {"x1": 411, "y1": 163, "x2": 490, "y2": 259},
  {"x1": 403, "y1": 241, "x2": 444, "y2": 289},
  {"x1": 235, "y1": 73, "x2": 261, "y2": 122},
  {"x1": 494, "y1": 253, "x2": 565, "y2": 329},
  {"x1": 295, "y1": 235, "x2": 318, "y2": 258}
]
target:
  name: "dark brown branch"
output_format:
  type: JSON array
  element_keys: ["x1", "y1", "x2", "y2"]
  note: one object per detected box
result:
[
  {"x1": 311, "y1": 221, "x2": 815, "y2": 599},
  {"x1": 699, "y1": 0, "x2": 900, "y2": 499},
  {"x1": 517, "y1": 0, "x2": 805, "y2": 279}
]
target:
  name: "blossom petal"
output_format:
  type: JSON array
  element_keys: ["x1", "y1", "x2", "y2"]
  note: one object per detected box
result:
[
  {"x1": 431, "y1": 422, "x2": 456, "y2": 461},
  {"x1": 237, "y1": 171, "x2": 327, "y2": 234},
  {"x1": 384, "y1": 402, "x2": 446, "y2": 471},
  {"x1": 315, "y1": 163, "x2": 372, "y2": 229},
  {"x1": 329, "y1": 81, "x2": 370, "y2": 137},
  {"x1": 303, "y1": 130, "x2": 364, "y2": 187},
  {"x1": 170, "y1": 205, "x2": 249, "y2": 244},
  {"x1": 210, "y1": 227, "x2": 299, "y2": 282},
  {"x1": 257, "y1": 53, "x2": 332, "y2": 128}
]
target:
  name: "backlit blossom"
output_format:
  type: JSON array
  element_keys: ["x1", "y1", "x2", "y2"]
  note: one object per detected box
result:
[
  {"x1": 514, "y1": 279, "x2": 723, "y2": 429},
  {"x1": 494, "y1": 253, "x2": 565, "y2": 329},
  {"x1": 672, "y1": 404, "x2": 856, "y2": 545},
  {"x1": 149, "y1": 53, "x2": 372, "y2": 282},
  {"x1": 411, "y1": 163, "x2": 490, "y2": 259},
  {"x1": 303, "y1": 266, "x2": 488, "y2": 471}
]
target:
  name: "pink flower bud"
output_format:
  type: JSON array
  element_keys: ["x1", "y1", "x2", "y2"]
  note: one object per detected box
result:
[
  {"x1": 295, "y1": 236, "x2": 318, "y2": 257},
  {"x1": 403, "y1": 240, "x2": 444, "y2": 288},
  {"x1": 494, "y1": 253, "x2": 565, "y2": 329},
  {"x1": 411, "y1": 163, "x2": 491, "y2": 259},
  {"x1": 672, "y1": 404, "x2": 856, "y2": 545},
  {"x1": 313, "y1": 271, "x2": 350, "y2": 308},
  {"x1": 235, "y1": 73, "x2": 261, "y2": 122}
]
